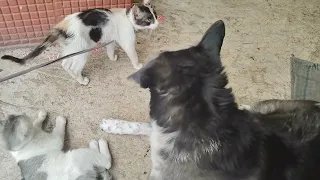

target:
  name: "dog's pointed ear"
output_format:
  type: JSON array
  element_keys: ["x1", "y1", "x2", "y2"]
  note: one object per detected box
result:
[
  {"x1": 128, "y1": 69, "x2": 145, "y2": 86},
  {"x1": 198, "y1": 20, "x2": 225, "y2": 63},
  {"x1": 127, "y1": 61, "x2": 155, "y2": 88}
]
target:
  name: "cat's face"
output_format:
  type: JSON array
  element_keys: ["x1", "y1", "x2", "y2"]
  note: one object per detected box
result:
[
  {"x1": 131, "y1": 4, "x2": 159, "y2": 30},
  {"x1": 0, "y1": 115, "x2": 34, "y2": 151}
]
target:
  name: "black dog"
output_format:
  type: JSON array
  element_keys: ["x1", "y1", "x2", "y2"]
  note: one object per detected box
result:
[{"x1": 106, "y1": 20, "x2": 320, "y2": 180}]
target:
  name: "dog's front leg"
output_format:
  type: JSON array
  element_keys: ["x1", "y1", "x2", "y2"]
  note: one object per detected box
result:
[{"x1": 99, "y1": 119, "x2": 152, "y2": 136}]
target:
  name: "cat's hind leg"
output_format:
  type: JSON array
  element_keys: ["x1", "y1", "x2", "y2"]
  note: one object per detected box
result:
[
  {"x1": 106, "y1": 41, "x2": 118, "y2": 61},
  {"x1": 100, "y1": 119, "x2": 152, "y2": 136},
  {"x1": 61, "y1": 42, "x2": 90, "y2": 85}
]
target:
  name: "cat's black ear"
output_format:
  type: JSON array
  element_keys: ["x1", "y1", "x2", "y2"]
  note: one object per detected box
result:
[
  {"x1": 198, "y1": 20, "x2": 225, "y2": 62},
  {"x1": 8, "y1": 115, "x2": 16, "y2": 123}
]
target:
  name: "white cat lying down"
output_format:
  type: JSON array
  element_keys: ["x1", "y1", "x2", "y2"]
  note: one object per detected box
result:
[{"x1": 0, "y1": 111, "x2": 112, "y2": 180}]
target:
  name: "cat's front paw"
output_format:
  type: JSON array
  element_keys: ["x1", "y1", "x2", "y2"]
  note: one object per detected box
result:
[
  {"x1": 56, "y1": 116, "x2": 67, "y2": 127},
  {"x1": 89, "y1": 139, "x2": 99, "y2": 150},
  {"x1": 78, "y1": 77, "x2": 90, "y2": 86},
  {"x1": 98, "y1": 139, "x2": 111, "y2": 169},
  {"x1": 38, "y1": 110, "x2": 47, "y2": 120},
  {"x1": 110, "y1": 54, "x2": 118, "y2": 61},
  {"x1": 134, "y1": 63, "x2": 143, "y2": 70}
]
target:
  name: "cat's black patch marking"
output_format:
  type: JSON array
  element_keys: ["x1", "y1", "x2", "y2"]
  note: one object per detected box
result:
[
  {"x1": 3, "y1": 115, "x2": 26, "y2": 150},
  {"x1": 18, "y1": 155, "x2": 48, "y2": 180},
  {"x1": 76, "y1": 166, "x2": 107, "y2": 180},
  {"x1": 89, "y1": 28, "x2": 102, "y2": 43},
  {"x1": 94, "y1": 166, "x2": 104, "y2": 180},
  {"x1": 78, "y1": 8, "x2": 111, "y2": 26},
  {"x1": 135, "y1": 5, "x2": 156, "y2": 27}
]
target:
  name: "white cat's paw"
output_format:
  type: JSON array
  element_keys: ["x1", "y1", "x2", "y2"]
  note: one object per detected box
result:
[
  {"x1": 78, "y1": 77, "x2": 90, "y2": 86},
  {"x1": 89, "y1": 139, "x2": 99, "y2": 150},
  {"x1": 98, "y1": 139, "x2": 109, "y2": 153},
  {"x1": 134, "y1": 63, "x2": 143, "y2": 70},
  {"x1": 37, "y1": 110, "x2": 47, "y2": 120},
  {"x1": 110, "y1": 54, "x2": 118, "y2": 61},
  {"x1": 56, "y1": 116, "x2": 67, "y2": 126},
  {"x1": 98, "y1": 139, "x2": 111, "y2": 169}
]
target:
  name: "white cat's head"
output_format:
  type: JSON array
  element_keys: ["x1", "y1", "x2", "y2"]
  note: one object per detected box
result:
[
  {"x1": 0, "y1": 114, "x2": 34, "y2": 151},
  {"x1": 128, "y1": 2, "x2": 159, "y2": 30}
]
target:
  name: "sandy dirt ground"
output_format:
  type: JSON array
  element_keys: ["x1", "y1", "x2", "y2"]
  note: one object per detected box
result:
[{"x1": 0, "y1": 0, "x2": 319, "y2": 179}]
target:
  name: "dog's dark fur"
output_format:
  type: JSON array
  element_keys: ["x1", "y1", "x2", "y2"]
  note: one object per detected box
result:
[{"x1": 128, "y1": 20, "x2": 320, "y2": 180}]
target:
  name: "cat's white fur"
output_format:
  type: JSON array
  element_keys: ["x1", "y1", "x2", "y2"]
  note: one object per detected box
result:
[
  {"x1": 59, "y1": 6, "x2": 158, "y2": 85},
  {"x1": 1, "y1": 111, "x2": 112, "y2": 180}
]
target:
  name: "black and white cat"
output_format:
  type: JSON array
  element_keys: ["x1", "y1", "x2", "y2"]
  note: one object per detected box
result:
[
  {"x1": 0, "y1": 111, "x2": 112, "y2": 180},
  {"x1": 1, "y1": 1, "x2": 158, "y2": 85}
]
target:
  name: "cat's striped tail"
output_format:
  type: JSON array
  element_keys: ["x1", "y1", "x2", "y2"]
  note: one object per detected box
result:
[{"x1": 1, "y1": 29, "x2": 67, "y2": 64}]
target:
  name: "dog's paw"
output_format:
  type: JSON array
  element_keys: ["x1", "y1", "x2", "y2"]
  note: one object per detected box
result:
[
  {"x1": 100, "y1": 119, "x2": 126, "y2": 135},
  {"x1": 100, "y1": 119, "x2": 152, "y2": 135},
  {"x1": 239, "y1": 104, "x2": 252, "y2": 111}
]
